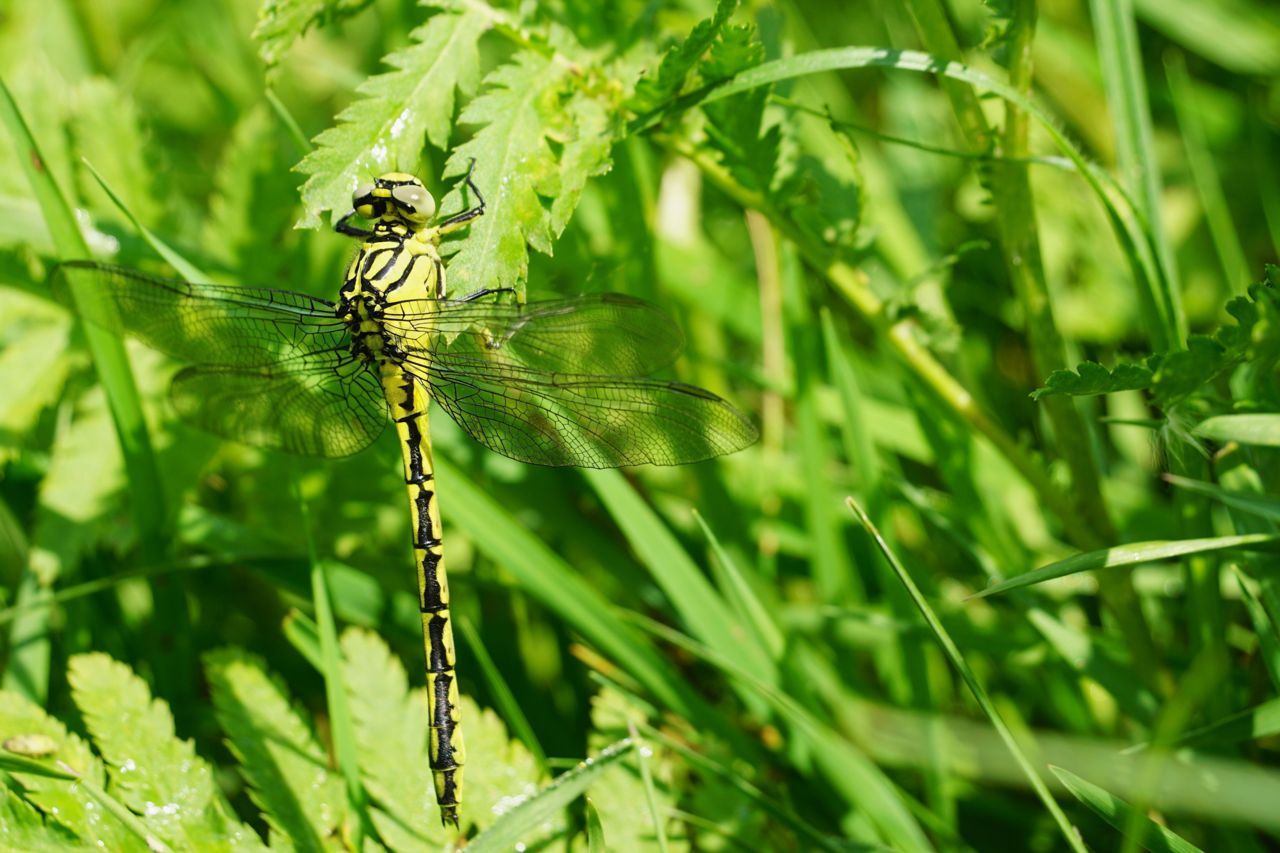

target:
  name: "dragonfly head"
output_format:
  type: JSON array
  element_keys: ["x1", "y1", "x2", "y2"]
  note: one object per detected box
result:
[{"x1": 353, "y1": 173, "x2": 436, "y2": 227}]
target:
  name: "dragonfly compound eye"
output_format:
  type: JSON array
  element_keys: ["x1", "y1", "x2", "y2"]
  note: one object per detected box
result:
[
  {"x1": 353, "y1": 181, "x2": 377, "y2": 218},
  {"x1": 392, "y1": 184, "x2": 436, "y2": 221}
]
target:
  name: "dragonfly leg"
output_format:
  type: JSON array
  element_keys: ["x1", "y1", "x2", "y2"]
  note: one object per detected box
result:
[
  {"x1": 455, "y1": 287, "x2": 515, "y2": 303},
  {"x1": 335, "y1": 209, "x2": 373, "y2": 238},
  {"x1": 438, "y1": 159, "x2": 486, "y2": 233}
]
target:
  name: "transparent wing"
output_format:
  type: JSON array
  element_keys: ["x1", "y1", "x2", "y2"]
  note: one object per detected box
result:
[
  {"x1": 403, "y1": 355, "x2": 757, "y2": 468},
  {"x1": 170, "y1": 351, "x2": 386, "y2": 458},
  {"x1": 382, "y1": 294, "x2": 684, "y2": 377},
  {"x1": 52, "y1": 260, "x2": 348, "y2": 367}
]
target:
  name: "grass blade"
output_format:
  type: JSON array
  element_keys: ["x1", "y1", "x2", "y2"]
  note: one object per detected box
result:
[
  {"x1": 1194, "y1": 415, "x2": 1280, "y2": 447},
  {"x1": 848, "y1": 498, "x2": 1085, "y2": 853},
  {"x1": 1050, "y1": 765, "x2": 1202, "y2": 853},
  {"x1": 1165, "y1": 475, "x2": 1280, "y2": 524},
  {"x1": 972, "y1": 533, "x2": 1280, "y2": 598},
  {"x1": 467, "y1": 738, "x2": 634, "y2": 853},
  {"x1": 457, "y1": 616, "x2": 548, "y2": 773}
]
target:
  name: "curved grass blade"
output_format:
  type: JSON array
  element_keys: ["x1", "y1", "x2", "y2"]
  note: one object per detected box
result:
[
  {"x1": 0, "y1": 75, "x2": 174, "y2": 701},
  {"x1": 1049, "y1": 766, "x2": 1202, "y2": 853},
  {"x1": 972, "y1": 532, "x2": 1280, "y2": 599},
  {"x1": 849, "y1": 498, "x2": 1085, "y2": 853},
  {"x1": 456, "y1": 616, "x2": 548, "y2": 773},
  {"x1": 1164, "y1": 475, "x2": 1280, "y2": 525},
  {"x1": 585, "y1": 799, "x2": 606, "y2": 851},
  {"x1": 701, "y1": 47, "x2": 1176, "y2": 348},
  {"x1": 432, "y1": 455, "x2": 748, "y2": 754},
  {"x1": 467, "y1": 739, "x2": 635, "y2": 853},
  {"x1": 621, "y1": 611, "x2": 931, "y2": 850},
  {"x1": 626, "y1": 721, "x2": 669, "y2": 853},
  {"x1": 1194, "y1": 415, "x2": 1280, "y2": 447}
]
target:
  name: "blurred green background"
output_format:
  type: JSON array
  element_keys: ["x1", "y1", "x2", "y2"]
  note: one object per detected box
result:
[{"x1": 1, "y1": 0, "x2": 1279, "y2": 849}]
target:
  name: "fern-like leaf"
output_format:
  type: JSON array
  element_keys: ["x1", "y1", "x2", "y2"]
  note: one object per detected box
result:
[
  {"x1": 67, "y1": 654, "x2": 260, "y2": 850},
  {"x1": 628, "y1": 0, "x2": 738, "y2": 115},
  {"x1": 1031, "y1": 360, "x2": 1156, "y2": 401},
  {"x1": 0, "y1": 789, "x2": 78, "y2": 850},
  {"x1": 254, "y1": 0, "x2": 376, "y2": 68},
  {"x1": 438, "y1": 51, "x2": 567, "y2": 294},
  {"x1": 340, "y1": 628, "x2": 445, "y2": 847},
  {"x1": 205, "y1": 648, "x2": 345, "y2": 849},
  {"x1": 295, "y1": 5, "x2": 490, "y2": 228},
  {"x1": 0, "y1": 690, "x2": 131, "y2": 847}
]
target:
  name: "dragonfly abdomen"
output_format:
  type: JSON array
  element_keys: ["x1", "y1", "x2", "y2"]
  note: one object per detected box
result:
[{"x1": 381, "y1": 359, "x2": 465, "y2": 827}]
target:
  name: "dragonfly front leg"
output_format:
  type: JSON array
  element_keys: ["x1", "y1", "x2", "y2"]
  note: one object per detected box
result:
[
  {"x1": 438, "y1": 159, "x2": 486, "y2": 234},
  {"x1": 335, "y1": 209, "x2": 373, "y2": 239}
]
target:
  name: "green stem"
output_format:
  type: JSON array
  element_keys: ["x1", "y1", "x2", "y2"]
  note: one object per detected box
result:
[
  {"x1": 904, "y1": 0, "x2": 1164, "y2": 688},
  {"x1": 667, "y1": 135, "x2": 1087, "y2": 546}
]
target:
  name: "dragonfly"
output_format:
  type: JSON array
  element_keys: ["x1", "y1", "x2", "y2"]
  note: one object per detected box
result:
[{"x1": 53, "y1": 162, "x2": 758, "y2": 829}]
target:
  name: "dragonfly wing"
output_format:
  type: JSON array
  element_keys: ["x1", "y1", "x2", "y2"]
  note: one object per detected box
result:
[
  {"x1": 382, "y1": 294, "x2": 684, "y2": 377},
  {"x1": 52, "y1": 261, "x2": 348, "y2": 367},
  {"x1": 170, "y1": 353, "x2": 386, "y2": 458},
  {"x1": 407, "y1": 357, "x2": 757, "y2": 467}
]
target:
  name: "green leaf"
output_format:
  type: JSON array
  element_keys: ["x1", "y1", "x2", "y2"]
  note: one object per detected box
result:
[
  {"x1": 700, "y1": 24, "x2": 777, "y2": 196},
  {"x1": 340, "y1": 628, "x2": 446, "y2": 847},
  {"x1": 1031, "y1": 360, "x2": 1154, "y2": 400},
  {"x1": 972, "y1": 533, "x2": 1280, "y2": 599},
  {"x1": 253, "y1": 0, "x2": 376, "y2": 67},
  {"x1": 583, "y1": 469, "x2": 777, "y2": 692},
  {"x1": 67, "y1": 653, "x2": 259, "y2": 849},
  {"x1": 549, "y1": 90, "x2": 614, "y2": 235},
  {"x1": 587, "y1": 689, "x2": 685, "y2": 852},
  {"x1": 207, "y1": 104, "x2": 300, "y2": 277},
  {"x1": 467, "y1": 739, "x2": 634, "y2": 853},
  {"x1": 0, "y1": 788, "x2": 79, "y2": 850},
  {"x1": 438, "y1": 51, "x2": 566, "y2": 295},
  {"x1": 629, "y1": 0, "x2": 738, "y2": 114},
  {"x1": 1164, "y1": 474, "x2": 1280, "y2": 524},
  {"x1": 295, "y1": 6, "x2": 490, "y2": 228},
  {"x1": 1194, "y1": 414, "x2": 1280, "y2": 447},
  {"x1": 1050, "y1": 766, "x2": 1204, "y2": 853},
  {"x1": 0, "y1": 690, "x2": 132, "y2": 847},
  {"x1": 1156, "y1": 696, "x2": 1280, "y2": 750},
  {"x1": 204, "y1": 648, "x2": 345, "y2": 851},
  {"x1": 69, "y1": 77, "x2": 162, "y2": 228}
]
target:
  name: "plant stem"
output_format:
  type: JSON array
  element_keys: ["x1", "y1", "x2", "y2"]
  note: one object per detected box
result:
[{"x1": 903, "y1": 0, "x2": 1164, "y2": 689}]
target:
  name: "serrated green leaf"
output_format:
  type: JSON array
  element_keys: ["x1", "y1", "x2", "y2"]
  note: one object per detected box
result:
[
  {"x1": 587, "y1": 689, "x2": 687, "y2": 852},
  {"x1": 629, "y1": 0, "x2": 738, "y2": 114},
  {"x1": 0, "y1": 690, "x2": 132, "y2": 847},
  {"x1": 296, "y1": 6, "x2": 490, "y2": 228},
  {"x1": 207, "y1": 104, "x2": 299, "y2": 277},
  {"x1": 67, "y1": 653, "x2": 259, "y2": 850},
  {"x1": 1050, "y1": 766, "x2": 1203, "y2": 853},
  {"x1": 204, "y1": 648, "x2": 345, "y2": 851},
  {"x1": 700, "y1": 22, "x2": 763, "y2": 83},
  {"x1": 439, "y1": 51, "x2": 566, "y2": 294},
  {"x1": 549, "y1": 91, "x2": 614, "y2": 235},
  {"x1": 69, "y1": 77, "x2": 161, "y2": 228},
  {"x1": 1031, "y1": 360, "x2": 1155, "y2": 400},
  {"x1": 254, "y1": 0, "x2": 376, "y2": 67},
  {"x1": 339, "y1": 628, "x2": 445, "y2": 847},
  {"x1": 0, "y1": 788, "x2": 79, "y2": 849},
  {"x1": 464, "y1": 697, "x2": 544, "y2": 835},
  {"x1": 701, "y1": 24, "x2": 776, "y2": 196}
]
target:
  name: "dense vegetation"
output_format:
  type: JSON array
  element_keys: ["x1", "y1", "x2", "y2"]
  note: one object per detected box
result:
[{"x1": 1, "y1": 0, "x2": 1279, "y2": 849}]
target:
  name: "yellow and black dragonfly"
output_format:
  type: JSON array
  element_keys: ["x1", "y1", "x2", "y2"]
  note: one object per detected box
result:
[{"x1": 53, "y1": 163, "x2": 758, "y2": 828}]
